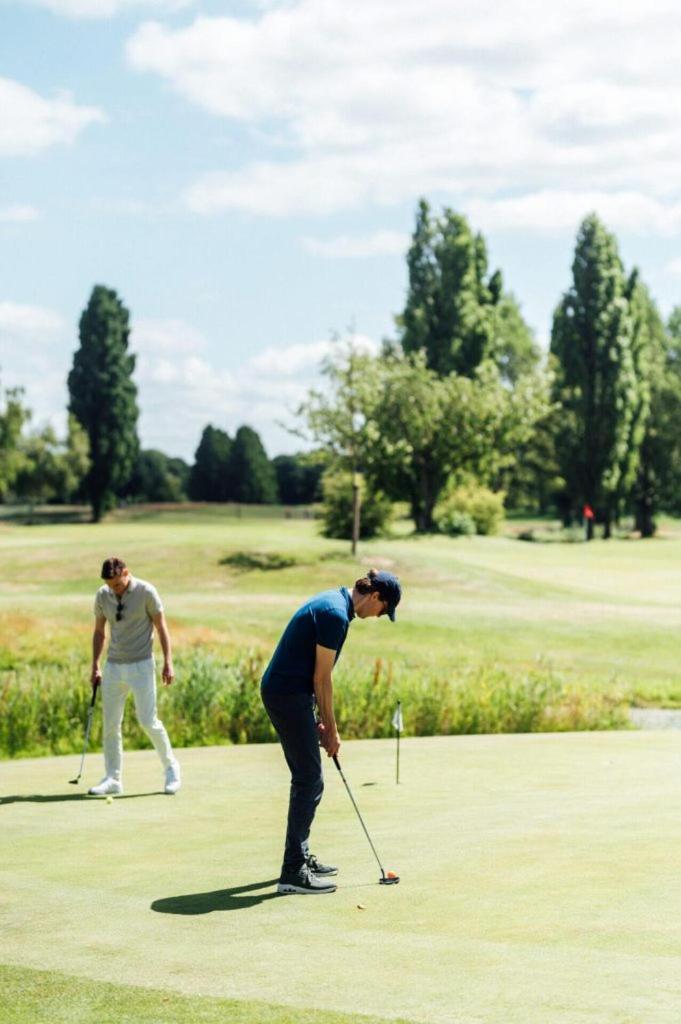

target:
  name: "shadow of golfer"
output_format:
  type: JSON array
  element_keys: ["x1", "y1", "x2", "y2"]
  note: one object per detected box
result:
[
  {"x1": 151, "y1": 878, "x2": 280, "y2": 915},
  {"x1": 0, "y1": 791, "x2": 162, "y2": 806}
]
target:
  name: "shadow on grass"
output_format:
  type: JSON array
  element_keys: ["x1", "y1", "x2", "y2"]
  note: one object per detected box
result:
[
  {"x1": 0, "y1": 791, "x2": 163, "y2": 806},
  {"x1": 152, "y1": 878, "x2": 281, "y2": 914}
]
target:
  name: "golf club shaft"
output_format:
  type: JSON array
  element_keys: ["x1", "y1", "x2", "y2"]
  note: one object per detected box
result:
[
  {"x1": 71, "y1": 681, "x2": 99, "y2": 782},
  {"x1": 333, "y1": 755, "x2": 386, "y2": 877}
]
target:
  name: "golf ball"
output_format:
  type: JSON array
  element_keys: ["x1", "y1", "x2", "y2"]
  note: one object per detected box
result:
[{"x1": 106, "y1": 796, "x2": 113, "y2": 804}]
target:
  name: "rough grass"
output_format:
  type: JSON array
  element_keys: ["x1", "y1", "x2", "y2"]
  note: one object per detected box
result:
[
  {"x1": 0, "y1": 650, "x2": 629, "y2": 758},
  {"x1": 2, "y1": 504, "x2": 681, "y2": 732}
]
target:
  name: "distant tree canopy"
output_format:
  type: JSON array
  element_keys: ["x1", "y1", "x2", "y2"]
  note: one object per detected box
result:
[
  {"x1": 188, "y1": 426, "x2": 233, "y2": 502},
  {"x1": 273, "y1": 453, "x2": 324, "y2": 504},
  {"x1": 13, "y1": 415, "x2": 90, "y2": 505},
  {"x1": 188, "y1": 423, "x2": 278, "y2": 504},
  {"x1": 0, "y1": 380, "x2": 31, "y2": 500},
  {"x1": 550, "y1": 215, "x2": 649, "y2": 536},
  {"x1": 124, "y1": 450, "x2": 189, "y2": 504},
  {"x1": 68, "y1": 285, "x2": 139, "y2": 522},
  {"x1": 398, "y1": 198, "x2": 539, "y2": 381}
]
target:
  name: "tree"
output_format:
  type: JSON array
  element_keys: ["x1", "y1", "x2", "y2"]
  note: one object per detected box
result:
[
  {"x1": 550, "y1": 215, "x2": 644, "y2": 538},
  {"x1": 273, "y1": 452, "x2": 324, "y2": 504},
  {"x1": 0, "y1": 380, "x2": 31, "y2": 500},
  {"x1": 399, "y1": 200, "x2": 538, "y2": 381},
  {"x1": 68, "y1": 286, "x2": 140, "y2": 521},
  {"x1": 632, "y1": 303, "x2": 681, "y2": 535},
  {"x1": 188, "y1": 426, "x2": 232, "y2": 501},
  {"x1": 229, "y1": 425, "x2": 278, "y2": 504},
  {"x1": 125, "y1": 449, "x2": 189, "y2": 503},
  {"x1": 299, "y1": 347, "x2": 549, "y2": 533},
  {"x1": 13, "y1": 416, "x2": 90, "y2": 506}
]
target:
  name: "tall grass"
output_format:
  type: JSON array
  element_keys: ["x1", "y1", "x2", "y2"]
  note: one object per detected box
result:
[{"x1": 0, "y1": 651, "x2": 629, "y2": 759}]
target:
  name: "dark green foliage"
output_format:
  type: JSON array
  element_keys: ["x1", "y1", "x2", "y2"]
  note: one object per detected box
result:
[
  {"x1": 229, "y1": 425, "x2": 278, "y2": 504},
  {"x1": 319, "y1": 471, "x2": 392, "y2": 539},
  {"x1": 550, "y1": 215, "x2": 645, "y2": 535},
  {"x1": 632, "y1": 304, "x2": 681, "y2": 533},
  {"x1": 125, "y1": 449, "x2": 189, "y2": 503},
  {"x1": 188, "y1": 425, "x2": 233, "y2": 501},
  {"x1": 67, "y1": 286, "x2": 140, "y2": 521},
  {"x1": 273, "y1": 452, "x2": 324, "y2": 504},
  {"x1": 399, "y1": 199, "x2": 537, "y2": 380},
  {"x1": 219, "y1": 550, "x2": 300, "y2": 571}
]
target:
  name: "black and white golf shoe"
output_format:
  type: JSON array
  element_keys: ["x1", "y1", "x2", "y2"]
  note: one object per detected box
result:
[
  {"x1": 277, "y1": 864, "x2": 337, "y2": 895},
  {"x1": 306, "y1": 853, "x2": 338, "y2": 877}
]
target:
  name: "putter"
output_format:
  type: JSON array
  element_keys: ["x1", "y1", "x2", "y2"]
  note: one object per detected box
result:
[
  {"x1": 333, "y1": 755, "x2": 400, "y2": 885},
  {"x1": 69, "y1": 680, "x2": 100, "y2": 785}
]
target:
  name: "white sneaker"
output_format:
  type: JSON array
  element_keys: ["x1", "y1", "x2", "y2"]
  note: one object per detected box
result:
[
  {"x1": 88, "y1": 777, "x2": 123, "y2": 796},
  {"x1": 164, "y1": 762, "x2": 181, "y2": 795}
]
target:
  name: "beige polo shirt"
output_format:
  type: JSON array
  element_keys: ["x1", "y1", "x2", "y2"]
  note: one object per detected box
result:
[{"x1": 94, "y1": 576, "x2": 163, "y2": 664}]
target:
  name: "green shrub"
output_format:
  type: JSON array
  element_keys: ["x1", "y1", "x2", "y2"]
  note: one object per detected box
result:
[
  {"x1": 319, "y1": 471, "x2": 392, "y2": 540},
  {"x1": 435, "y1": 482, "x2": 505, "y2": 536}
]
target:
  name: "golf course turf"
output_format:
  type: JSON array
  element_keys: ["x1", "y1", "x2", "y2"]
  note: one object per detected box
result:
[{"x1": 3, "y1": 733, "x2": 681, "y2": 1023}]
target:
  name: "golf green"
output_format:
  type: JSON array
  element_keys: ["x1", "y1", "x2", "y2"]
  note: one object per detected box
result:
[{"x1": 2, "y1": 733, "x2": 681, "y2": 1023}]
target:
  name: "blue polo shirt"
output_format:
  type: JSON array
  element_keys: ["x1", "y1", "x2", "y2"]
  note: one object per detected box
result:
[{"x1": 261, "y1": 587, "x2": 355, "y2": 696}]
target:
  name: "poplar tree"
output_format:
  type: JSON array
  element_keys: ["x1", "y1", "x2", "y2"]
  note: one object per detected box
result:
[
  {"x1": 229, "y1": 425, "x2": 278, "y2": 504},
  {"x1": 188, "y1": 426, "x2": 232, "y2": 501},
  {"x1": 550, "y1": 215, "x2": 642, "y2": 538},
  {"x1": 68, "y1": 286, "x2": 139, "y2": 522},
  {"x1": 399, "y1": 199, "x2": 537, "y2": 380}
]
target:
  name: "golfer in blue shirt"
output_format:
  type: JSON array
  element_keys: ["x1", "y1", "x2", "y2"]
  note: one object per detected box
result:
[{"x1": 262, "y1": 568, "x2": 401, "y2": 894}]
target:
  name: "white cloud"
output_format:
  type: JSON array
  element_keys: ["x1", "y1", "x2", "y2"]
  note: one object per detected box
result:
[
  {"x1": 0, "y1": 77, "x2": 105, "y2": 157},
  {"x1": 302, "y1": 231, "x2": 408, "y2": 258},
  {"x1": 27, "y1": 0, "x2": 192, "y2": 19},
  {"x1": 0, "y1": 205, "x2": 40, "y2": 223},
  {"x1": 0, "y1": 301, "x2": 65, "y2": 338},
  {"x1": 465, "y1": 191, "x2": 681, "y2": 236},
  {"x1": 131, "y1": 320, "x2": 377, "y2": 457},
  {"x1": 127, "y1": 1, "x2": 681, "y2": 222},
  {"x1": 665, "y1": 259, "x2": 681, "y2": 279}
]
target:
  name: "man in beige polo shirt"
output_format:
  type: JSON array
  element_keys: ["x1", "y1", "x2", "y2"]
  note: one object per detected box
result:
[{"x1": 88, "y1": 556, "x2": 181, "y2": 796}]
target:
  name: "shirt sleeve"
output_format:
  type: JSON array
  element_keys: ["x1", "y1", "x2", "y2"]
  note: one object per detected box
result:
[
  {"x1": 314, "y1": 608, "x2": 345, "y2": 651},
  {"x1": 94, "y1": 590, "x2": 104, "y2": 618},
  {"x1": 145, "y1": 585, "x2": 164, "y2": 617}
]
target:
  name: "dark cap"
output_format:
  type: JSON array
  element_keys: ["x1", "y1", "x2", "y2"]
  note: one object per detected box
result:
[{"x1": 373, "y1": 570, "x2": 401, "y2": 622}]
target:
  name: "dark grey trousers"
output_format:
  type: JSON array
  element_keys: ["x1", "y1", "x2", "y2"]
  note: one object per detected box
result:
[{"x1": 262, "y1": 689, "x2": 324, "y2": 875}]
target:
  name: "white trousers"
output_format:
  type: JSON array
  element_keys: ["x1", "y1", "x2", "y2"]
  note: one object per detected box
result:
[{"x1": 102, "y1": 658, "x2": 176, "y2": 781}]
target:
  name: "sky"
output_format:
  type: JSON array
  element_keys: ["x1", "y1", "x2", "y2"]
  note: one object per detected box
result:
[{"x1": 2, "y1": 0, "x2": 681, "y2": 461}]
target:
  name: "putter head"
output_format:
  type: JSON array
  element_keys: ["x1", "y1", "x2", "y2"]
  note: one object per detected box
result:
[
  {"x1": 68, "y1": 778, "x2": 80, "y2": 785},
  {"x1": 379, "y1": 874, "x2": 400, "y2": 885}
]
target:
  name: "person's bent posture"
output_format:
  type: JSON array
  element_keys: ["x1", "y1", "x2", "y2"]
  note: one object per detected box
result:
[
  {"x1": 261, "y1": 569, "x2": 401, "y2": 895},
  {"x1": 88, "y1": 556, "x2": 181, "y2": 797}
]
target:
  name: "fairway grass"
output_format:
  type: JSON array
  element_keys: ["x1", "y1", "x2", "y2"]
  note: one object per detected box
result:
[
  {"x1": 3, "y1": 734, "x2": 681, "y2": 1023},
  {"x1": 2, "y1": 505, "x2": 681, "y2": 703}
]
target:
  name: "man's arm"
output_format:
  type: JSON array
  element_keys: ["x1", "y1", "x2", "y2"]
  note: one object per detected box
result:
[
  {"x1": 152, "y1": 611, "x2": 175, "y2": 686},
  {"x1": 92, "y1": 615, "x2": 106, "y2": 690},
  {"x1": 313, "y1": 644, "x2": 340, "y2": 758}
]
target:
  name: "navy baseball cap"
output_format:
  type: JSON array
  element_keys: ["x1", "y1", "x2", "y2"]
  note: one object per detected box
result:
[{"x1": 374, "y1": 570, "x2": 401, "y2": 621}]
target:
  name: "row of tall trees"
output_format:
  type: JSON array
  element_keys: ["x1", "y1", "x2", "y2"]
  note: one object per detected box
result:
[
  {"x1": 4, "y1": 202, "x2": 681, "y2": 535},
  {"x1": 2, "y1": 285, "x2": 313, "y2": 519},
  {"x1": 298, "y1": 202, "x2": 681, "y2": 538}
]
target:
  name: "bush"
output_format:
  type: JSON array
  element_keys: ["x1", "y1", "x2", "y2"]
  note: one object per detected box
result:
[
  {"x1": 319, "y1": 471, "x2": 392, "y2": 539},
  {"x1": 435, "y1": 482, "x2": 505, "y2": 536}
]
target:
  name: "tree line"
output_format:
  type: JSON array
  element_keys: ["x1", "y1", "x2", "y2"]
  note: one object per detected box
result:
[
  {"x1": 2, "y1": 201, "x2": 681, "y2": 535},
  {"x1": 0, "y1": 285, "x2": 322, "y2": 519}
]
